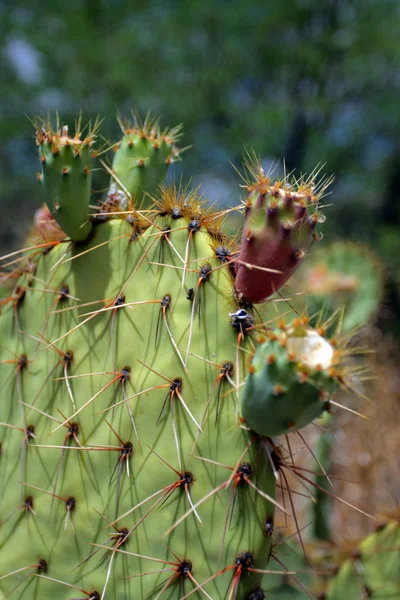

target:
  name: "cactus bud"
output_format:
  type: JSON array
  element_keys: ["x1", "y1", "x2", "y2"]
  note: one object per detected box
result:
[{"x1": 241, "y1": 319, "x2": 343, "y2": 437}]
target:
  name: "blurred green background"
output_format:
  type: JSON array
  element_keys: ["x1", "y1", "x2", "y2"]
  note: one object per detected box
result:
[{"x1": 1, "y1": 0, "x2": 399, "y2": 322}]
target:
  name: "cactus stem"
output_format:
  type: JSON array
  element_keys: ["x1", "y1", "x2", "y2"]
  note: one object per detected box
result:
[
  {"x1": 59, "y1": 232, "x2": 131, "y2": 265},
  {"x1": 95, "y1": 546, "x2": 208, "y2": 600},
  {"x1": 134, "y1": 555, "x2": 195, "y2": 599},
  {"x1": 182, "y1": 230, "x2": 195, "y2": 288},
  {"x1": 135, "y1": 362, "x2": 202, "y2": 462},
  {"x1": 47, "y1": 290, "x2": 155, "y2": 349},
  {"x1": 157, "y1": 225, "x2": 186, "y2": 264},
  {"x1": 104, "y1": 419, "x2": 134, "y2": 516},
  {"x1": 75, "y1": 519, "x2": 128, "y2": 599},
  {"x1": 0, "y1": 240, "x2": 61, "y2": 264},
  {"x1": 0, "y1": 559, "x2": 48, "y2": 600},
  {"x1": 217, "y1": 463, "x2": 257, "y2": 567},
  {"x1": 33, "y1": 341, "x2": 75, "y2": 408},
  {"x1": 187, "y1": 355, "x2": 236, "y2": 451},
  {"x1": 29, "y1": 306, "x2": 72, "y2": 362}
]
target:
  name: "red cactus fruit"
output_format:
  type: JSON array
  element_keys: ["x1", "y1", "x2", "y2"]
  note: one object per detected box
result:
[{"x1": 234, "y1": 155, "x2": 330, "y2": 304}]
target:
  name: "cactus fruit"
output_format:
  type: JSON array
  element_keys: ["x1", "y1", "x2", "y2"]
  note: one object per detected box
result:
[
  {"x1": 234, "y1": 156, "x2": 330, "y2": 304},
  {"x1": 241, "y1": 318, "x2": 346, "y2": 438},
  {"x1": 0, "y1": 114, "x2": 364, "y2": 600}
]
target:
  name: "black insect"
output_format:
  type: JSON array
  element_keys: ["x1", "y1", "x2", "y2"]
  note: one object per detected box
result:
[
  {"x1": 265, "y1": 516, "x2": 274, "y2": 537},
  {"x1": 230, "y1": 309, "x2": 255, "y2": 337}
]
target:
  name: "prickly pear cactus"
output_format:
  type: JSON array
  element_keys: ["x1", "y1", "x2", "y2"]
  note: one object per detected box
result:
[
  {"x1": 290, "y1": 242, "x2": 383, "y2": 333},
  {"x1": 260, "y1": 519, "x2": 400, "y2": 599},
  {"x1": 0, "y1": 115, "x2": 332, "y2": 600},
  {"x1": 326, "y1": 519, "x2": 400, "y2": 599}
]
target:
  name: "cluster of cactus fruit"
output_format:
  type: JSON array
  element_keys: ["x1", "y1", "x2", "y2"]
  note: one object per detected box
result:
[{"x1": 0, "y1": 113, "x2": 384, "y2": 600}]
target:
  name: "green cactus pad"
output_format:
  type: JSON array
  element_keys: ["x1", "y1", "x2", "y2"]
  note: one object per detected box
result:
[
  {"x1": 111, "y1": 115, "x2": 182, "y2": 206},
  {"x1": 326, "y1": 520, "x2": 400, "y2": 599},
  {"x1": 291, "y1": 242, "x2": 383, "y2": 333},
  {"x1": 37, "y1": 122, "x2": 96, "y2": 241},
  {"x1": 241, "y1": 319, "x2": 342, "y2": 438}
]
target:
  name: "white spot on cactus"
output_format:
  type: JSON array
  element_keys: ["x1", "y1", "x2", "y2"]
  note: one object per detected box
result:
[
  {"x1": 107, "y1": 182, "x2": 128, "y2": 210},
  {"x1": 287, "y1": 328, "x2": 334, "y2": 369}
]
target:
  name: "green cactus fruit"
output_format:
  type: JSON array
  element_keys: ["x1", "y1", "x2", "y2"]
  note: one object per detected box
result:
[
  {"x1": 36, "y1": 119, "x2": 99, "y2": 242},
  {"x1": 234, "y1": 155, "x2": 330, "y2": 304},
  {"x1": 326, "y1": 519, "x2": 400, "y2": 599},
  {"x1": 110, "y1": 114, "x2": 183, "y2": 207},
  {"x1": 241, "y1": 317, "x2": 346, "y2": 438},
  {"x1": 0, "y1": 116, "x2": 324, "y2": 600},
  {"x1": 291, "y1": 242, "x2": 383, "y2": 333}
]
